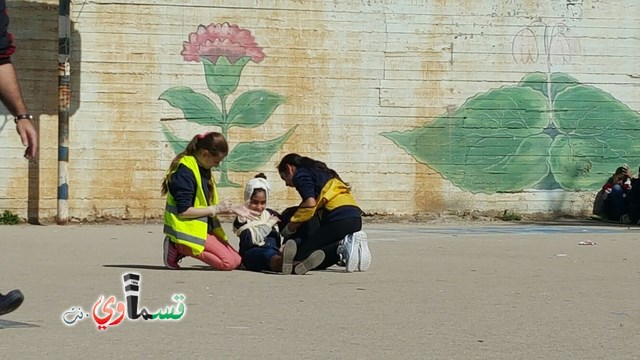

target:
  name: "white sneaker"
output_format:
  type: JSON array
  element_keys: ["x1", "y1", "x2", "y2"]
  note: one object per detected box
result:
[
  {"x1": 342, "y1": 233, "x2": 360, "y2": 273},
  {"x1": 294, "y1": 250, "x2": 325, "y2": 275},
  {"x1": 281, "y1": 240, "x2": 297, "y2": 275},
  {"x1": 355, "y1": 231, "x2": 371, "y2": 271}
]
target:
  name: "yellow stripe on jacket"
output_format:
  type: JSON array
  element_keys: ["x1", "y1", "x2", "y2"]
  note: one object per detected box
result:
[{"x1": 290, "y1": 178, "x2": 357, "y2": 223}]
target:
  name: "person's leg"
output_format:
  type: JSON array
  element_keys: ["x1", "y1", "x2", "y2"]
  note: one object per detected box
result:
[
  {"x1": 176, "y1": 235, "x2": 242, "y2": 270},
  {"x1": 0, "y1": 289, "x2": 24, "y2": 316},
  {"x1": 279, "y1": 207, "x2": 321, "y2": 241},
  {"x1": 202, "y1": 235, "x2": 242, "y2": 270},
  {"x1": 163, "y1": 237, "x2": 185, "y2": 269},
  {"x1": 278, "y1": 206, "x2": 298, "y2": 229},
  {"x1": 242, "y1": 247, "x2": 279, "y2": 272},
  {"x1": 297, "y1": 214, "x2": 321, "y2": 240},
  {"x1": 294, "y1": 217, "x2": 362, "y2": 268},
  {"x1": 314, "y1": 242, "x2": 340, "y2": 270},
  {"x1": 606, "y1": 185, "x2": 625, "y2": 221},
  {"x1": 629, "y1": 200, "x2": 640, "y2": 225}
]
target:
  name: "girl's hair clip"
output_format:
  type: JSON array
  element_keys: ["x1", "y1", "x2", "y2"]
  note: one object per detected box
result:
[{"x1": 197, "y1": 132, "x2": 210, "y2": 139}]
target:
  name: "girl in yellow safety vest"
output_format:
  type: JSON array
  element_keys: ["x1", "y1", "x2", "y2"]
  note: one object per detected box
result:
[
  {"x1": 161, "y1": 132, "x2": 259, "y2": 270},
  {"x1": 277, "y1": 153, "x2": 372, "y2": 273}
]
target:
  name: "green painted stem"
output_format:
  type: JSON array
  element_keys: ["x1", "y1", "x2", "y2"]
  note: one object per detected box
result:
[{"x1": 217, "y1": 171, "x2": 241, "y2": 188}]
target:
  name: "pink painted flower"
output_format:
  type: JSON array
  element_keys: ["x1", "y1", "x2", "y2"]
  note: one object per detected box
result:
[{"x1": 181, "y1": 23, "x2": 266, "y2": 64}]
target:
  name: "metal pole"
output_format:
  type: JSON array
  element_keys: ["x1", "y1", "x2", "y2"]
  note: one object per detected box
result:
[{"x1": 57, "y1": 0, "x2": 71, "y2": 225}]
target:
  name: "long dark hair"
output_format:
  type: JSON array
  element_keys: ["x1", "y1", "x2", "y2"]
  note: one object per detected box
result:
[
  {"x1": 277, "y1": 153, "x2": 345, "y2": 184},
  {"x1": 161, "y1": 132, "x2": 228, "y2": 196}
]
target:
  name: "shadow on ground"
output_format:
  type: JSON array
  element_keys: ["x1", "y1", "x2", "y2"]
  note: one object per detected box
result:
[
  {"x1": 0, "y1": 319, "x2": 40, "y2": 329},
  {"x1": 102, "y1": 264, "x2": 214, "y2": 271}
]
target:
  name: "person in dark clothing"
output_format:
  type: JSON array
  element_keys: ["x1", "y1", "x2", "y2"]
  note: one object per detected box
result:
[
  {"x1": 277, "y1": 153, "x2": 372, "y2": 272},
  {"x1": 232, "y1": 173, "x2": 319, "y2": 274},
  {"x1": 0, "y1": 0, "x2": 39, "y2": 317},
  {"x1": 626, "y1": 166, "x2": 640, "y2": 225},
  {"x1": 601, "y1": 165, "x2": 632, "y2": 222}
]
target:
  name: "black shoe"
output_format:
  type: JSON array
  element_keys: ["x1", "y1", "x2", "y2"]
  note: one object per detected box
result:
[{"x1": 0, "y1": 289, "x2": 24, "y2": 316}]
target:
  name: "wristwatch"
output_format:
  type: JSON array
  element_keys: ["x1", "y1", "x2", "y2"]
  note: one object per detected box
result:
[{"x1": 14, "y1": 114, "x2": 33, "y2": 123}]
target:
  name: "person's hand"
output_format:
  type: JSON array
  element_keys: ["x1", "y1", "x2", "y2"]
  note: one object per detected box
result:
[
  {"x1": 266, "y1": 214, "x2": 280, "y2": 227},
  {"x1": 206, "y1": 205, "x2": 219, "y2": 217},
  {"x1": 207, "y1": 200, "x2": 232, "y2": 217},
  {"x1": 230, "y1": 204, "x2": 260, "y2": 221},
  {"x1": 16, "y1": 119, "x2": 38, "y2": 159},
  {"x1": 217, "y1": 199, "x2": 232, "y2": 212}
]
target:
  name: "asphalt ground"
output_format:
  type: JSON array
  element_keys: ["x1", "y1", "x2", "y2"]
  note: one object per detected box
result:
[{"x1": 0, "y1": 222, "x2": 638, "y2": 359}]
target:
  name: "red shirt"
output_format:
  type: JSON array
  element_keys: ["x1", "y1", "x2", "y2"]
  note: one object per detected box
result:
[{"x1": 0, "y1": 0, "x2": 16, "y2": 64}]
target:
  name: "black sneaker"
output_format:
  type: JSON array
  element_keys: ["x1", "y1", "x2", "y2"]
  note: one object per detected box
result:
[{"x1": 0, "y1": 289, "x2": 24, "y2": 316}]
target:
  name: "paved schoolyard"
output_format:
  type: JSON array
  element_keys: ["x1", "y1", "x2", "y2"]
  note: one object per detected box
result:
[{"x1": 0, "y1": 221, "x2": 638, "y2": 359}]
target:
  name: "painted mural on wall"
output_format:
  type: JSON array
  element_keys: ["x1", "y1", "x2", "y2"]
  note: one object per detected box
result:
[
  {"x1": 382, "y1": 20, "x2": 640, "y2": 194},
  {"x1": 159, "y1": 23, "x2": 294, "y2": 187}
]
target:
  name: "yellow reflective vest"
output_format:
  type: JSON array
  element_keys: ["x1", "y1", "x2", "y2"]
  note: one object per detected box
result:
[
  {"x1": 163, "y1": 155, "x2": 227, "y2": 256},
  {"x1": 290, "y1": 177, "x2": 358, "y2": 223}
]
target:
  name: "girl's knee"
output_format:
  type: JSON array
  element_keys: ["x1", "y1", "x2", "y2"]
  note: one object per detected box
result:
[
  {"x1": 219, "y1": 255, "x2": 241, "y2": 271},
  {"x1": 232, "y1": 254, "x2": 242, "y2": 269}
]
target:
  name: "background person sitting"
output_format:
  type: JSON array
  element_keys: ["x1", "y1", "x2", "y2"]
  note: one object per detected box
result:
[
  {"x1": 625, "y1": 166, "x2": 640, "y2": 225},
  {"x1": 601, "y1": 165, "x2": 632, "y2": 222}
]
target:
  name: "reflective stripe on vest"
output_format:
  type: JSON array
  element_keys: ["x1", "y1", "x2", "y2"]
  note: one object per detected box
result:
[
  {"x1": 163, "y1": 224, "x2": 206, "y2": 247},
  {"x1": 163, "y1": 155, "x2": 227, "y2": 256}
]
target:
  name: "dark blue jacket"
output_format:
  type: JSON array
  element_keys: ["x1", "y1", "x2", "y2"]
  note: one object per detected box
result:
[{"x1": 293, "y1": 167, "x2": 361, "y2": 223}]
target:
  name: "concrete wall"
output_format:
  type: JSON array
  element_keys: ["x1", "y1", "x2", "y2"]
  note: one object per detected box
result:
[{"x1": 2, "y1": 0, "x2": 639, "y2": 221}]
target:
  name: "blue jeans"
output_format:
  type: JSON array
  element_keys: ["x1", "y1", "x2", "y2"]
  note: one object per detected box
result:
[
  {"x1": 605, "y1": 184, "x2": 628, "y2": 221},
  {"x1": 240, "y1": 236, "x2": 280, "y2": 272}
]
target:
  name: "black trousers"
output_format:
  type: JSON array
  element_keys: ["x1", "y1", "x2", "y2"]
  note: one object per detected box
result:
[{"x1": 280, "y1": 207, "x2": 362, "y2": 269}]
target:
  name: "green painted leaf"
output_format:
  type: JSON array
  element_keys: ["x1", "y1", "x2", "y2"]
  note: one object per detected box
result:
[
  {"x1": 518, "y1": 72, "x2": 579, "y2": 99},
  {"x1": 224, "y1": 126, "x2": 297, "y2": 172},
  {"x1": 216, "y1": 170, "x2": 241, "y2": 188},
  {"x1": 162, "y1": 125, "x2": 189, "y2": 154},
  {"x1": 227, "y1": 90, "x2": 286, "y2": 128},
  {"x1": 159, "y1": 87, "x2": 223, "y2": 127},
  {"x1": 550, "y1": 84, "x2": 640, "y2": 190},
  {"x1": 382, "y1": 86, "x2": 550, "y2": 193},
  {"x1": 203, "y1": 56, "x2": 250, "y2": 99},
  {"x1": 383, "y1": 71, "x2": 640, "y2": 193}
]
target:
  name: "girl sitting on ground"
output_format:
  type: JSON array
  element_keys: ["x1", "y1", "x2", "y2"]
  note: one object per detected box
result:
[{"x1": 234, "y1": 173, "x2": 324, "y2": 275}]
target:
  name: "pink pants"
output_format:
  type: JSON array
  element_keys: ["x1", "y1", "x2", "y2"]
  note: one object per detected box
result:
[{"x1": 176, "y1": 234, "x2": 241, "y2": 271}]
